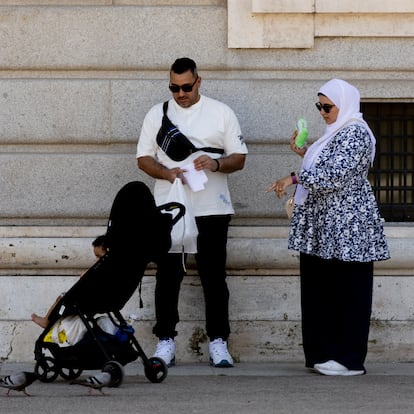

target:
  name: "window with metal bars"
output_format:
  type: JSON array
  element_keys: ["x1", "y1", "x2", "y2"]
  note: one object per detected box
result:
[{"x1": 362, "y1": 102, "x2": 414, "y2": 222}]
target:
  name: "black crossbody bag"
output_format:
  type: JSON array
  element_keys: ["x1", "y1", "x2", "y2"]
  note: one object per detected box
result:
[{"x1": 156, "y1": 101, "x2": 224, "y2": 161}]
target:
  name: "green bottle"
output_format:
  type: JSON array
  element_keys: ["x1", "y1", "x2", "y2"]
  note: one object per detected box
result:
[{"x1": 295, "y1": 118, "x2": 308, "y2": 148}]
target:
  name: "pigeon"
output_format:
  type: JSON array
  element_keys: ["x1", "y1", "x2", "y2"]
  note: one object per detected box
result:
[
  {"x1": 71, "y1": 371, "x2": 112, "y2": 395},
  {"x1": 0, "y1": 371, "x2": 39, "y2": 396}
]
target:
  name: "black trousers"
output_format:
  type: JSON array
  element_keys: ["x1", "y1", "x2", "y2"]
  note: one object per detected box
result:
[
  {"x1": 153, "y1": 215, "x2": 231, "y2": 341},
  {"x1": 300, "y1": 253, "x2": 374, "y2": 371}
]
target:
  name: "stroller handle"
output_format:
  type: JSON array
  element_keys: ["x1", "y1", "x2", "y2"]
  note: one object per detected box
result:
[{"x1": 157, "y1": 202, "x2": 186, "y2": 226}]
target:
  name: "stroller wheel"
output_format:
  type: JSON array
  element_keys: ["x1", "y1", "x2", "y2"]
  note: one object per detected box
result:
[
  {"x1": 35, "y1": 356, "x2": 59, "y2": 383},
  {"x1": 102, "y1": 360, "x2": 124, "y2": 388},
  {"x1": 59, "y1": 366, "x2": 83, "y2": 381},
  {"x1": 144, "y1": 357, "x2": 168, "y2": 383}
]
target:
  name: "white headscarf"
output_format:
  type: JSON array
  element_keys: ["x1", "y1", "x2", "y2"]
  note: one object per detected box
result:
[{"x1": 295, "y1": 78, "x2": 376, "y2": 205}]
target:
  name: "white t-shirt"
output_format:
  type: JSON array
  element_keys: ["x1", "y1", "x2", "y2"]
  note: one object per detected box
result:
[{"x1": 137, "y1": 95, "x2": 248, "y2": 216}]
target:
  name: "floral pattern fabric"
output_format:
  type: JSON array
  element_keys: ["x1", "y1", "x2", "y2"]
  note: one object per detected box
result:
[{"x1": 289, "y1": 124, "x2": 390, "y2": 262}]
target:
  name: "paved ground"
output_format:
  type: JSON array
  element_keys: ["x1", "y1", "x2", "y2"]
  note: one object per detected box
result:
[{"x1": 1, "y1": 361, "x2": 413, "y2": 414}]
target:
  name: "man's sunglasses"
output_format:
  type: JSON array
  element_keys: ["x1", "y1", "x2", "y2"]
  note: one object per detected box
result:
[
  {"x1": 169, "y1": 76, "x2": 198, "y2": 93},
  {"x1": 315, "y1": 102, "x2": 335, "y2": 113}
]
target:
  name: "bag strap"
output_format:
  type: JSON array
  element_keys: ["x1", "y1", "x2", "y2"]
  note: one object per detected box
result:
[{"x1": 162, "y1": 101, "x2": 224, "y2": 156}]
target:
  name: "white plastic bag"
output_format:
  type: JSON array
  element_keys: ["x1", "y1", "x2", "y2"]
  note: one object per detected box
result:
[
  {"x1": 166, "y1": 178, "x2": 198, "y2": 253},
  {"x1": 45, "y1": 315, "x2": 87, "y2": 347},
  {"x1": 96, "y1": 315, "x2": 118, "y2": 335}
]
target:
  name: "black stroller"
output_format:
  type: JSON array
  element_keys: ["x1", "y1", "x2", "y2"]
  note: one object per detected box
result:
[{"x1": 33, "y1": 181, "x2": 184, "y2": 387}]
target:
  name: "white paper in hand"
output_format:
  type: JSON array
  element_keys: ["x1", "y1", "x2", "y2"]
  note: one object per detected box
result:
[{"x1": 182, "y1": 163, "x2": 208, "y2": 192}]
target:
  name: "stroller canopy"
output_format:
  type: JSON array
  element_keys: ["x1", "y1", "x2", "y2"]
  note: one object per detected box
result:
[{"x1": 55, "y1": 181, "x2": 176, "y2": 316}]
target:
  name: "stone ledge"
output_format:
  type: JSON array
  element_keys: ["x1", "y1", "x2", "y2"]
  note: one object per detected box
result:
[
  {"x1": 0, "y1": 226, "x2": 409, "y2": 275},
  {"x1": 2, "y1": 275, "x2": 413, "y2": 321},
  {"x1": 252, "y1": 0, "x2": 314, "y2": 13},
  {"x1": 316, "y1": 0, "x2": 414, "y2": 13}
]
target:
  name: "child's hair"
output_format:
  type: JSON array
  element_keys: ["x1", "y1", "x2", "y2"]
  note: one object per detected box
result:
[{"x1": 92, "y1": 235, "x2": 107, "y2": 250}]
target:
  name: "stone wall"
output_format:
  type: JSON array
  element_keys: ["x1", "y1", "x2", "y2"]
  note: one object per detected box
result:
[{"x1": 0, "y1": 1, "x2": 413, "y2": 363}]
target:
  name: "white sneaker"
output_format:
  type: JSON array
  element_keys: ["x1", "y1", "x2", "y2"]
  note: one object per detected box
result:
[
  {"x1": 209, "y1": 338, "x2": 233, "y2": 368},
  {"x1": 153, "y1": 338, "x2": 176, "y2": 367},
  {"x1": 314, "y1": 360, "x2": 364, "y2": 376}
]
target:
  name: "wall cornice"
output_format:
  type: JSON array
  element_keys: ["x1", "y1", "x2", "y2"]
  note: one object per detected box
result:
[{"x1": 228, "y1": 0, "x2": 414, "y2": 48}]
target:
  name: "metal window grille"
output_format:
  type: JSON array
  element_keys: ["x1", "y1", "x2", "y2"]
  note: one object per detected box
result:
[{"x1": 362, "y1": 103, "x2": 414, "y2": 222}]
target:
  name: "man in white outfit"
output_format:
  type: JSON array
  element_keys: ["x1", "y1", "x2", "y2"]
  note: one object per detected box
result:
[{"x1": 136, "y1": 57, "x2": 247, "y2": 367}]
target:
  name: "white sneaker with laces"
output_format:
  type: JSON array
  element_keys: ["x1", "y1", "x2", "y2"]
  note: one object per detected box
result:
[
  {"x1": 209, "y1": 338, "x2": 233, "y2": 368},
  {"x1": 314, "y1": 360, "x2": 364, "y2": 376},
  {"x1": 153, "y1": 338, "x2": 176, "y2": 367}
]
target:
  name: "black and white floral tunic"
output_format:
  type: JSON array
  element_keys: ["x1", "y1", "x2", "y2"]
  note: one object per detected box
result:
[{"x1": 289, "y1": 124, "x2": 390, "y2": 262}]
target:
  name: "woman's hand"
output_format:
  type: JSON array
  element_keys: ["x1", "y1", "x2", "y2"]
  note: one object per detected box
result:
[
  {"x1": 266, "y1": 175, "x2": 293, "y2": 199},
  {"x1": 290, "y1": 130, "x2": 307, "y2": 157}
]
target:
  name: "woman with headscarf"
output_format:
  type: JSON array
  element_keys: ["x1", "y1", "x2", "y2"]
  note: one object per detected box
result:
[{"x1": 268, "y1": 79, "x2": 390, "y2": 376}]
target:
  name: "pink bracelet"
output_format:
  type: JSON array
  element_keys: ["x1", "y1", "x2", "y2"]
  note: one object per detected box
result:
[{"x1": 290, "y1": 172, "x2": 298, "y2": 184}]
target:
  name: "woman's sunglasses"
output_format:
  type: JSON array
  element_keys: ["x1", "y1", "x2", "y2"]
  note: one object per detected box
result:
[
  {"x1": 315, "y1": 102, "x2": 335, "y2": 113},
  {"x1": 169, "y1": 76, "x2": 198, "y2": 93}
]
